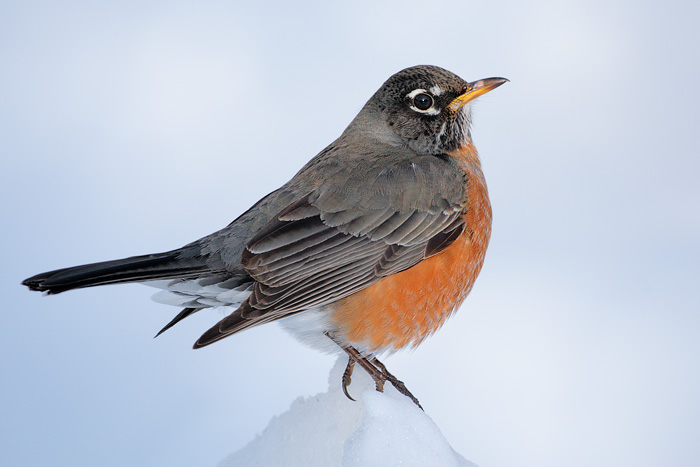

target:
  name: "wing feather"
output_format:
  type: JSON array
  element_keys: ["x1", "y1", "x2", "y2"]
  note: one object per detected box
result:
[{"x1": 195, "y1": 155, "x2": 470, "y2": 347}]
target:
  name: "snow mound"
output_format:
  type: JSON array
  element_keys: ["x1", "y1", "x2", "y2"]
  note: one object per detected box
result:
[{"x1": 218, "y1": 358, "x2": 475, "y2": 467}]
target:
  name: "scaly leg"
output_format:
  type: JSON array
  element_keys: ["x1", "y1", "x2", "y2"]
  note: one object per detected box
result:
[{"x1": 325, "y1": 332, "x2": 423, "y2": 410}]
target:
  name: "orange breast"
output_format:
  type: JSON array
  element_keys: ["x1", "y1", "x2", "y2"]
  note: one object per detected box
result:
[{"x1": 330, "y1": 143, "x2": 492, "y2": 353}]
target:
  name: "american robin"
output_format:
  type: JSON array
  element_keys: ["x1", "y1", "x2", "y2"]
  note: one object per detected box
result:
[{"x1": 23, "y1": 65, "x2": 507, "y2": 408}]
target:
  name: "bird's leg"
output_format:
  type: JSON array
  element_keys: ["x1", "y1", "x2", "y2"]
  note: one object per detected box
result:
[
  {"x1": 325, "y1": 332, "x2": 422, "y2": 410},
  {"x1": 371, "y1": 357, "x2": 389, "y2": 375},
  {"x1": 340, "y1": 344, "x2": 386, "y2": 393},
  {"x1": 326, "y1": 331, "x2": 386, "y2": 395},
  {"x1": 342, "y1": 358, "x2": 356, "y2": 401}
]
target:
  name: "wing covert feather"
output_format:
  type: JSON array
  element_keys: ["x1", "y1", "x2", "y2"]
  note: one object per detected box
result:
[{"x1": 197, "y1": 153, "x2": 471, "y2": 345}]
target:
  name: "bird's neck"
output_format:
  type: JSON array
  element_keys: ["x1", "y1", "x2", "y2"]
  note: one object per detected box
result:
[
  {"x1": 449, "y1": 141, "x2": 486, "y2": 183},
  {"x1": 343, "y1": 101, "x2": 409, "y2": 150}
]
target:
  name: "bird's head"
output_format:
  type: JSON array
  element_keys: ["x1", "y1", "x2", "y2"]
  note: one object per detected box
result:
[{"x1": 359, "y1": 65, "x2": 507, "y2": 156}]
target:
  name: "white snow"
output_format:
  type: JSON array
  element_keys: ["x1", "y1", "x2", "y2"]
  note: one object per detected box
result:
[{"x1": 218, "y1": 358, "x2": 475, "y2": 467}]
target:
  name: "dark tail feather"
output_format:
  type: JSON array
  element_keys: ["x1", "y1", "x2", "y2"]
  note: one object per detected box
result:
[
  {"x1": 22, "y1": 249, "x2": 210, "y2": 295},
  {"x1": 193, "y1": 303, "x2": 289, "y2": 349},
  {"x1": 154, "y1": 307, "x2": 201, "y2": 338}
]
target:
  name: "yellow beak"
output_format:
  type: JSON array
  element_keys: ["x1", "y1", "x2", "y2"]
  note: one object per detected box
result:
[{"x1": 448, "y1": 77, "x2": 509, "y2": 111}]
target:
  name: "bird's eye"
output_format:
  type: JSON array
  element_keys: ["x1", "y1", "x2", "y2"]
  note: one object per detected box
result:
[
  {"x1": 413, "y1": 93, "x2": 434, "y2": 111},
  {"x1": 406, "y1": 89, "x2": 440, "y2": 115}
]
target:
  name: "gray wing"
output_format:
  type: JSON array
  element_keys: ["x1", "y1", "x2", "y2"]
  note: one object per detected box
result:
[{"x1": 194, "y1": 155, "x2": 468, "y2": 347}]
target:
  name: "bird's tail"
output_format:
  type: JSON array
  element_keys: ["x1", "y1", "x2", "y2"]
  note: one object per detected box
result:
[{"x1": 22, "y1": 248, "x2": 211, "y2": 295}]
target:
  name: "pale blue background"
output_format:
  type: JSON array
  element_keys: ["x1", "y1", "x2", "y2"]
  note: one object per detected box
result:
[{"x1": 2, "y1": 1, "x2": 699, "y2": 466}]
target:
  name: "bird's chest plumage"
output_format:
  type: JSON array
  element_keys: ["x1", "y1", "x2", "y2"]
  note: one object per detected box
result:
[{"x1": 328, "y1": 144, "x2": 492, "y2": 354}]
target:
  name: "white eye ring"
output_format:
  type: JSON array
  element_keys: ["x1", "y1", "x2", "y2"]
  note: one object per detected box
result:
[{"x1": 406, "y1": 89, "x2": 440, "y2": 115}]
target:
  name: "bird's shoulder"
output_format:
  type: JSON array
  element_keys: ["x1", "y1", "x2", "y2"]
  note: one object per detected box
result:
[
  {"x1": 191, "y1": 138, "x2": 470, "y2": 270},
  {"x1": 293, "y1": 136, "x2": 469, "y2": 217}
]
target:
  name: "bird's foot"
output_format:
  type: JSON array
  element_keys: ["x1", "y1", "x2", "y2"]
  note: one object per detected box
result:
[
  {"x1": 327, "y1": 332, "x2": 422, "y2": 410},
  {"x1": 371, "y1": 357, "x2": 422, "y2": 410},
  {"x1": 341, "y1": 358, "x2": 356, "y2": 401}
]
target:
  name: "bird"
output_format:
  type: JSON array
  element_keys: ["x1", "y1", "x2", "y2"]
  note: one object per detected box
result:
[{"x1": 22, "y1": 65, "x2": 507, "y2": 408}]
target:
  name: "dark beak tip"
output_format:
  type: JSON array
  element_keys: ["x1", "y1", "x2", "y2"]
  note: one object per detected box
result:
[{"x1": 468, "y1": 77, "x2": 510, "y2": 91}]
